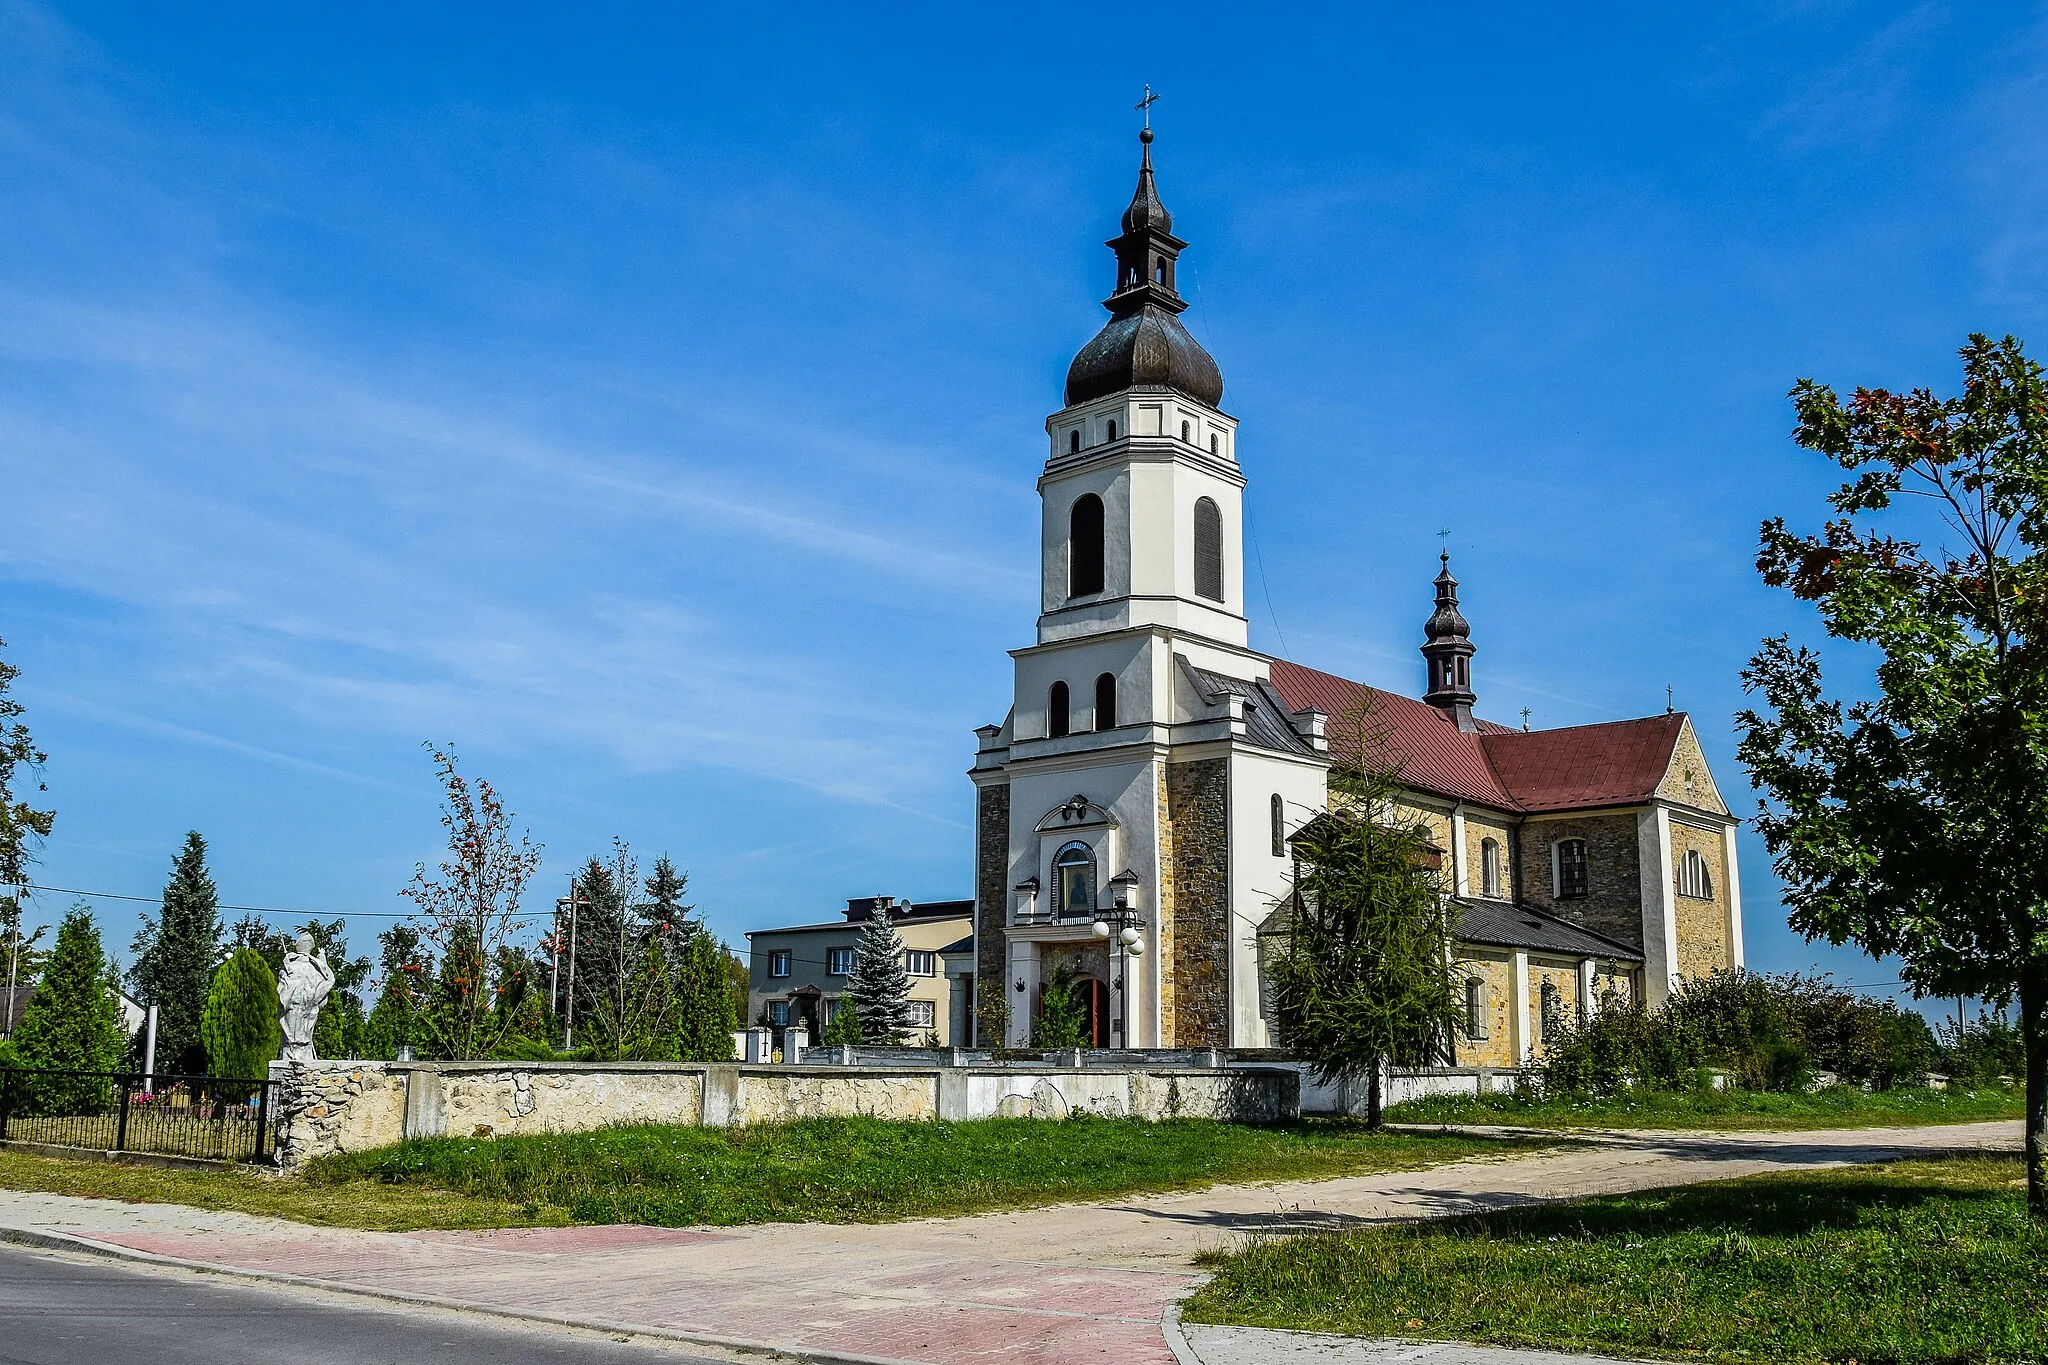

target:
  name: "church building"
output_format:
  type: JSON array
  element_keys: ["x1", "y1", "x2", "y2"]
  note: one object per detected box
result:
[{"x1": 968, "y1": 129, "x2": 1744, "y2": 1063}]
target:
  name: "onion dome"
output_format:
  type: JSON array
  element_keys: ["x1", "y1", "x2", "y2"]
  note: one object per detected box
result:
[
  {"x1": 1064, "y1": 129, "x2": 1224, "y2": 410},
  {"x1": 1421, "y1": 553, "x2": 1479, "y2": 732}
]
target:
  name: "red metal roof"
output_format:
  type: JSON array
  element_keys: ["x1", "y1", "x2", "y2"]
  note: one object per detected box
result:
[{"x1": 1267, "y1": 658, "x2": 1681, "y2": 814}]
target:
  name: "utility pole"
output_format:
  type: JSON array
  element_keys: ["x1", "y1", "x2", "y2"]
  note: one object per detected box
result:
[{"x1": 563, "y1": 875, "x2": 583, "y2": 1050}]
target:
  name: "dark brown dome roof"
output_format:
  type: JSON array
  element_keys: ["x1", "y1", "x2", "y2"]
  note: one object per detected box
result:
[{"x1": 1065, "y1": 304, "x2": 1223, "y2": 408}]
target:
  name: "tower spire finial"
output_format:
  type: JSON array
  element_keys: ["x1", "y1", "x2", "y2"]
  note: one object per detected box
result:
[{"x1": 1421, "y1": 550, "x2": 1479, "y2": 732}]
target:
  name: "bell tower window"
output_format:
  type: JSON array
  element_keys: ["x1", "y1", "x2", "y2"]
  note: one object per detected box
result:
[
  {"x1": 1048, "y1": 681, "x2": 1070, "y2": 739},
  {"x1": 1193, "y1": 496, "x2": 1224, "y2": 601},
  {"x1": 1107, "y1": 418, "x2": 1118, "y2": 441},
  {"x1": 1069, "y1": 495, "x2": 1104, "y2": 598},
  {"x1": 1093, "y1": 673, "x2": 1117, "y2": 730},
  {"x1": 1069, "y1": 430, "x2": 1081, "y2": 454}
]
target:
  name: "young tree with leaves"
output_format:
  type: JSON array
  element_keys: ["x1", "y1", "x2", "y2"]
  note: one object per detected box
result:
[
  {"x1": 1030, "y1": 964, "x2": 1089, "y2": 1049},
  {"x1": 1738, "y1": 334, "x2": 2048, "y2": 1217},
  {"x1": 822, "y1": 993, "x2": 863, "y2": 1046},
  {"x1": 202, "y1": 947, "x2": 279, "y2": 1085},
  {"x1": 8, "y1": 905, "x2": 125, "y2": 1113},
  {"x1": 0, "y1": 636, "x2": 54, "y2": 903},
  {"x1": 849, "y1": 904, "x2": 912, "y2": 1045},
  {"x1": 128, "y1": 833, "x2": 224, "y2": 1076},
  {"x1": 1267, "y1": 706, "x2": 1461, "y2": 1130},
  {"x1": 401, "y1": 744, "x2": 542, "y2": 1061},
  {"x1": 675, "y1": 931, "x2": 741, "y2": 1061}
]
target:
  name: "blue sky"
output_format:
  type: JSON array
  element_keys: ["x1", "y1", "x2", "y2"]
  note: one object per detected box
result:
[{"x1": 1, "y1": 2, "x2": 2039, "y2": 1009}]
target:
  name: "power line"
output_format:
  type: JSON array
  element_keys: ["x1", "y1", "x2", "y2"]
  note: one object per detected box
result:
[{"x1": 23, "y1": 883, "x2": 415, "y2": 918}]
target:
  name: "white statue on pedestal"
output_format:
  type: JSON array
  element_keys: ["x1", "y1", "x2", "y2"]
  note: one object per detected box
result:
[{"x1": 278, "y1": 930, "x2": 336, "y2": 1065}]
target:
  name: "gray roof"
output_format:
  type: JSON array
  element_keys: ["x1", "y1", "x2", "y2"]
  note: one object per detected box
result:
[
  {"x1": 747, "y1": 910, "x2": 971, "y2": 939},
  {"x1": 1180, "y1": 660, "x2": 1316, "y2": 756},
  {"x1": 1453, "y1": 899, "x2": 1643, "y2": 961},
  {"x1": 935, "y1": 934, "x2": 975, "y2": 957}
]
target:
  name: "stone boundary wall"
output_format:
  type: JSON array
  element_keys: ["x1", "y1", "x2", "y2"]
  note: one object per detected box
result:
[{"x1": 272, "y1": 1060, "x2": 1301, "y2": 1168}]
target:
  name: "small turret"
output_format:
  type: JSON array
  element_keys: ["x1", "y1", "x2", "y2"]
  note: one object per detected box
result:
[{"x1": 1421, "y1": 552, "x2": 1478, "y2": 731}]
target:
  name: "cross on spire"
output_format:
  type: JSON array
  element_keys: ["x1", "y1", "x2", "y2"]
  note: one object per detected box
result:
[{"x1": 1135, "y1": 84, "x2": 1160, "y2": 130}]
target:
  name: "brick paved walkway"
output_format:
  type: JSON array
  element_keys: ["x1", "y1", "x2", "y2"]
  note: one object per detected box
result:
[{"x1": 0, "y1": 1120, "x2": 2020, "y2": 1365}]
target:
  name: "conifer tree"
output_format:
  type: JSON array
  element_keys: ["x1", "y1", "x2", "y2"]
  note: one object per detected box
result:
[
  {"x1": 363, "y1": 923, "x2": 430, "y2": 1060},
  {"x1": 848, "y1": 905, "x2": 911, "y2": 1045},
  {"x1": 1267, "y1": 704, "x2": 1462, "y2": 1130},
  {"x1": 202, "y1": 947, "x2": 279, "y2": 1084},
  {"x1": 823, "y1": 993, "x2": 863, "y2": 1046},
  {"x1": 128, "y1": 832, "x2": 223, "y2": 1075},
  {"x1": 9, "y1": 905, "x2": 124, "y2": 1113},
  {"x1": 674, "y1": 931, "x2": 741, "y2": 1061},
  {"x1": 641, "y1": 856, "x2": 694, "y2": 943}
]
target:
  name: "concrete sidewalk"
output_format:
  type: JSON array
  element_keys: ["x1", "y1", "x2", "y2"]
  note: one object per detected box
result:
[{"x1": 0, "y1": 1120, "x2": 2021, "y2": 1365}]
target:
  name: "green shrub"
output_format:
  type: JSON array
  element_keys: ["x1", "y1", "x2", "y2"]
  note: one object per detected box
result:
[
  {"x1": 1942, "y1": 1012, "x2": 2025, "y2": 1086},
  {"x1": 7, "y1": 906, "x2": 127, "y2": 1115},
  {"x1": 202, "y1": 947, "x2": 279, "y2": 1085},
  {"x1": 1031, "y1": 964, "x2": 1087, "y2": 1049}
]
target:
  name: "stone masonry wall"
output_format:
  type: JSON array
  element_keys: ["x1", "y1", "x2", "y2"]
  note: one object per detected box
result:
[
  {"x1": 1669, "y1": 818, "x2": 1733, "y2": 980},
  {"x1": 973, "y1": 781, "x2": 1011, "y2": 1045},
  {"x1": 273, "y1": 1060, "x2": 1299, "y2": 1167},
  {"x1": 1156, "y1": 767, "x2": 1178, "y2": 1045},
  {"x1": 1656, "y1": 723, "x2": 1728, "y2": 815},
  {"x1": 1516, "y1": 813, "x2": 1643, "y2": 950},
  {"x1": 1166, "y1": 758, "x2": 1231, "y2": 1046}
]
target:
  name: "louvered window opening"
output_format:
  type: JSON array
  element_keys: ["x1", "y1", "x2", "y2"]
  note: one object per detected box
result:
[{"x1": 1193, "y1": 496, "x2": 1223, "y2": 601}]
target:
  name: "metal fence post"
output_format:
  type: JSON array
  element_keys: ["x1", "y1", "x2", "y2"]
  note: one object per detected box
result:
[
  {"x1": 254, "y1": 1078, "x2": 271, "y2": 1163},
  {"x1": 114, "y1": 1075, "x2": 132, "y2": 1153},
  {"x1": 0, "y1": 1068, "x2": 12, "y2": 1142}
]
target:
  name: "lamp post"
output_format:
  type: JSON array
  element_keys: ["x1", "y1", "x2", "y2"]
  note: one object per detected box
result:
[{"x1": 1091, "y1": 870, "x2": 1145, "y2": 1049}]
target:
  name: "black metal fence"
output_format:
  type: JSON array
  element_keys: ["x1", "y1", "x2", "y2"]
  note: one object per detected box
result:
[{"x1": 0, "y1": 1068, "x2": 274, "y2": 1163}]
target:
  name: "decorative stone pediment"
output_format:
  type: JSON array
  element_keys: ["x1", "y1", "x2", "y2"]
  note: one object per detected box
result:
[{"x1": 1033, "y1": 794, "x2": 1117, "y2": 834}]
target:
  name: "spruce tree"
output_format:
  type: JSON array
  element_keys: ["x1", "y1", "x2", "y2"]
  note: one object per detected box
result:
[
  {"x1": 363, "y1": 923, "x2": 430, "y2": 1060},
  {"x1": 202, "y1": 947, "x2": 279, "y2": 1084},
  {"x1": 641, "y1": 856, "x2": 694, "y2": 943},
  {"x1": 823, "y1": 994, "x2": 863, "y2": 1046},
  {"x1": 848, "y1": 907, "x2": 911, "y2": 1045},
  {"x1": 128, "y1": 832, "x2": 222, "y2": 1075},
  {"x1": 9, "y1": 905, "x2": 125, "y2": 1113}
]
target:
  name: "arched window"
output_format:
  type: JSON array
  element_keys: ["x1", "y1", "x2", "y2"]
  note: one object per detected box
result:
[
  {"x1": 1181, "y1": 420, "x2": 1191, "y2": 442},
  {"x1": 1048, "y1": 681, "x2": 1070, "y2": 739},
  {"x1": 1093, "y1": 672, "x2": 1117, "y2": 731},
  {"x1": 1193, "y1": 496, "x2": 1224, "y2": 601},
  {"x1": 1481, "y1": 838, "x2": 1502, "y2": 899},
  {"x1": 1679, "y1": 848, "x2": 1715, "y2": 899},
  {"x1": 1107, "y1": 418, "x2": 1118, "y2": 441},
  {"x1": 1068, "y1": 495, "x2": 1104, "y2": 598},
  {"x1": 1464, "y1": 978, "x2": 1488, "y2": 1039},
  {"x1": 1210, "y1": 433, "x2": 1219, "y2": 454},
  {"x1": 1270, "y1": 793, "x2": 1285, "y2": 858},
  {"x1": 1554, "y1": 839, "x2": 1589, "y2": 898},
  {"x1": 1052, "y1": 841, "x2": 1095, "y2": 920},
  {"x1": 1069, "y1": 429, "x2": 1080, "y2": 454},
  {"x1": 1539, "y1": 981, "x2": 1563, "y2": 1042}
]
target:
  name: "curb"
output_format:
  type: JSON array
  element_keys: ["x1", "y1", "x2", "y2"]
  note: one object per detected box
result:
[
  {"x1": 0, "y1": 1224, "x2": 924, "y2": 1365},
  {"x1": 1161, "y1": 1298, "x2": 1202, "y2": 1365}
]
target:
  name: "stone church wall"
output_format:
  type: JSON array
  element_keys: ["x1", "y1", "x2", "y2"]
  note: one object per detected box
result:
[
  {"x1": 1669, "y1": 818, "x2": 1734, "y2": 980},
  {"x1": 973, "y1": 781, "x2": 1010, "y2": 1043},
  {"x1": 1656, "y1": 723, "x2": 1727, "y2": 814},
  {"x1": 1450, "y1": 950, "x2": 1517, "y2": 1068},
  {"x1": 1516, "y1": 813, "x2": 1644, "y2": 950},
  {"x1": 1164, "y1": 757, "x2": 1231, "y2": 1046}
]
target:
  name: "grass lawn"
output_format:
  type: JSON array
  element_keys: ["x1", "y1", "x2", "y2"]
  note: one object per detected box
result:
[
  {"x1": 0, "y1": 1117, "x2": 1533, "y2": 1230},
  {"x1": 1183, "y1": 1156, "x2": 2046, "y2": 1365},
  {"x1": 310, "y1": 1115, "x2": 1534, "y2": 1226},
  {"x1": 1385, "y1": 1083, "x2": 2026, "y2": 1131},
  {"x1": 0, "y1": 1147, "x2": 572, "y2": 1231}
]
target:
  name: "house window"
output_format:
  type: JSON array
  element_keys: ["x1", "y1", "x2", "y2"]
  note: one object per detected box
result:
[
  {"x1": 1193, "y1": 496, "x2": 1224, "y2": 601},
  {"x1": 1052, "y1": 841, "x2": 1095, "y2": 920},
  {"x1": 1480, "y1": 839, "x2": 1502, "y2": 899},
  {"x1": 1539, "y1": 981, "x2": 1563, "y2": 1042},
  {"x1": 905, "y1": 950, "x2": 936, "y2": 977},
  {"x1": 1094, "y1": 672, "x2": 1117, "y2": 730},
  {"x1": 1049, "y1": 681, "x2": 1071, "y2": 739},
  {"x1": 768, "y1": 950, "x2": 791, "y2": 978},
  {"x1": 1270, "y1": 793, "x2": 1285, "y2": 858},
  {"x1": 906, "y1": 1000, "x2": 936, "y2": 1029},
  {"x1": 1464, "y1": 978, "x2": 1488, "y2": 1039},
  {"x1": 1069, "y1": 494, "x2": 1105, "y2": 598},
  {"x1": 1069, "y1": 429, "x2": 1081, "y2": 454},
  {"x1": 1554, "y1": 839, "x2": 1589, "y2": 899},
  {"x1": 1678, "y1": 848, "x2": 1715, "y2": 899},
  {"x1": 769, "y1": 1001, "x2": 790, "y2": 1026},
  {"x1": 827, "y1": 947, "x2": 855, "y2": 976}
]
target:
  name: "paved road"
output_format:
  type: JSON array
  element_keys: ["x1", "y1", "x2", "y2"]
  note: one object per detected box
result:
[
  {"x1": 0, "y1": 1241, "x2": 728, "y2": 1365},
  {"x1": 0, "y1": 1120, "x2": 2022, "y2": 1365}
]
